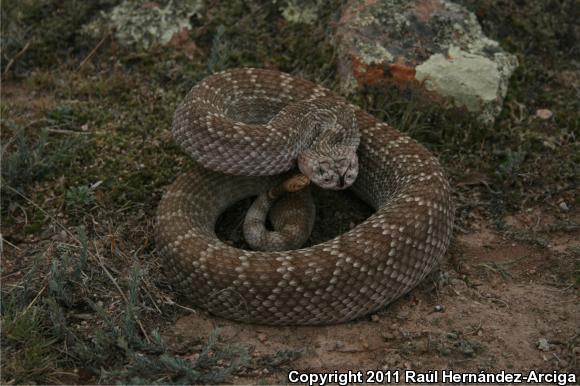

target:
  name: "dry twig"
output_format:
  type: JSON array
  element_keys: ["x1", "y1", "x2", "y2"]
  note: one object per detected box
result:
[{"x1": 3, "y1": 40, "x2": 31, "y2": 75}]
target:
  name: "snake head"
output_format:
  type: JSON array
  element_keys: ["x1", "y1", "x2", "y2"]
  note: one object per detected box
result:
[{"x1": 297, "y1": 148, "x2": 359, "y2": 190}]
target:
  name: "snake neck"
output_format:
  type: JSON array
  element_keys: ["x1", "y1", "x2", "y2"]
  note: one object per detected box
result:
[{"x1": 299, "y1": 98, "x2": 359, "y2": 153}]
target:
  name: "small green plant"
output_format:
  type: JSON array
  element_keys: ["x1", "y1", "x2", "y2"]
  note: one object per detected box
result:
[
  {"x1": 1, "y1": 257, "x2": 59, "y2": 384},
  {"x1": 0, "y1": 122, "x2": 50, "y2": 195},
  {"x1": 47, "y1": 228, "x2": 88, "y2": 306},
  {"x1": 207, "y1": 24, "x2": 229, "y2": 74},
  {"x1": 118, "y1": 328, "x2": 250, "y2": 384},
  {"x1": 111, "y1": 266, "x2": 250, "y2": 384},
  {"x1": 475, "y1": 262, "x2": 512, "y2": 280},
  {"x1": 1, "y1": 227, "x2": 249, "y2": 384},
  {"x1": 496, "y1": 148, "x2": 526, "y2": 178},
  {"x1": 2, "y1": 307, "x2": 59, "y2": 383},
  {"x1": 46, "y1": 105, "x2": 81, "y2": 127},
  {"x1": 259, "y1": 348, "x2": 303, "y2": 369},
  {"x1": 1, "y1": 117, "x2": 89, "y2": 209},
  {"x1": 65, "y1": 185, "x2": 96, "y2": 212}
]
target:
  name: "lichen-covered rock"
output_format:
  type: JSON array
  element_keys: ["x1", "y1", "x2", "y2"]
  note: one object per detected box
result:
[
  {"x1": 335, "y1": 0, "x2": 518, "y2": 123},
  {"x1": 279, "y1": 0, "x2": 321, "y2": 25},
  {"x1": 83, "y1": 0, "x2": 203, "y2": 50}
]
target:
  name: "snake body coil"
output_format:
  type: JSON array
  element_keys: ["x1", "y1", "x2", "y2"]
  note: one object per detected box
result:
[{"x1": 156, "y1": 68, "x2": 454, "y2": 325}]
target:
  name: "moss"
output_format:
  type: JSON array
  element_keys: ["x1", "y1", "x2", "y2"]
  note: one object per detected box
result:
[{"x1": 0, "y1": 0, "x2": 115, "y2": 74}]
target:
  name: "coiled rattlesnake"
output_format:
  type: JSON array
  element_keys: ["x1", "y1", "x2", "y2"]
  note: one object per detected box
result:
[{"x1": 156, "y1": 68, "x2": 454, "y2": 325}]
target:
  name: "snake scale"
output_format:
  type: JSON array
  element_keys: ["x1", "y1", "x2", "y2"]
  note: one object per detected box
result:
[{"x1": 156, "y1": 68, "x2": 454, "y2": 325}]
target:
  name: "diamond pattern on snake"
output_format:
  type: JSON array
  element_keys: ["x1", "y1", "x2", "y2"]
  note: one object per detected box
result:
[{"x1": 156, "y1": 68, "x2": 454, "y2": 325}]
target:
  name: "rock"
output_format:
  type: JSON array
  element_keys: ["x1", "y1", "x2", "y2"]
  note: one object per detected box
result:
[
  {"x1": 381, "y1": 331, "x2": 395, "y2": 341},
  {"x1": 559, "y1": 201, "x2": 569, "y2": 212},
  {"x1": 537, "y1": 338, "x2": 551, "y2": 351},
  {"x1": 434, "y1": 304, "x2": 445, "y2": 312},
  {"x1": 535, "y1": 109, "x2": 554, "y2": 120},
  {"x1": 83, "y1": 0, "x2": 203, "y2": 50},
  {"x1": 335, "y1": 0, "x2": 518, "y2": 123},
  {"x1": 257, "y1": 333, "x2": 268, "y2": 343}
]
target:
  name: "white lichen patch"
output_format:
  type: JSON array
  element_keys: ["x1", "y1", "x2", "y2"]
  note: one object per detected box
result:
[
  {"x1": 83, "y1": 0, "x2": 203, "y2": 50},
  {"x1": 416, "y1": 46, "x2": 518, "y2": 123},
  {"x1": 357, "y1": 41, "x2": 394, "y2": 64},
  {"x1": 280, "y1": 0, "x2": 320, "y2": 25},
  {"x1": 416, "y1": 47, "x2": 498, "y2": 112}
]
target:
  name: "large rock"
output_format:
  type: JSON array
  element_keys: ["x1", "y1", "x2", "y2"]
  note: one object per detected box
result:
[
  {"x1": 83, "y1": 0, "x2": 203, "y2": 51},
  {"x1": 335, "y1": 0, "x2": 518, "y2": 123}
]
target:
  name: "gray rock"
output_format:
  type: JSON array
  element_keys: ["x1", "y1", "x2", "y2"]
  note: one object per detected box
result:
[
  {"x1": 537, "y1": 338, "x2": 551, "y2": 351},
  {"x1": 335, "y1": 0, "x2": 518, "y2": 123},
  {"x1": 83, "y1": 0, "x2": 203, "y2": 50}
]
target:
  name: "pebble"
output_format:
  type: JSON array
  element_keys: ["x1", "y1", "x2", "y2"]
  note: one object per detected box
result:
[
  {"x1": 537, "y1": 338, "x2": 551, "y2": 351},
  {"x1": 559, "y1": 201, "x2": 569, "y2": 211},
  {"x1": 381, "y1": 332, "x2": 395, "y2": 341},
  {"x1": 535, "y1": 109, "x2": 553, "y2": 119},
  {"x1": 54, "y1": 230, "x2": 68, "y2": 241}
]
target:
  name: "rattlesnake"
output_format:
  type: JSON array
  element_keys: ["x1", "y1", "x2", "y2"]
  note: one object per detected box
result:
[{"x1": 156, "y1": 68, "x2": 454, "y2": 325}]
